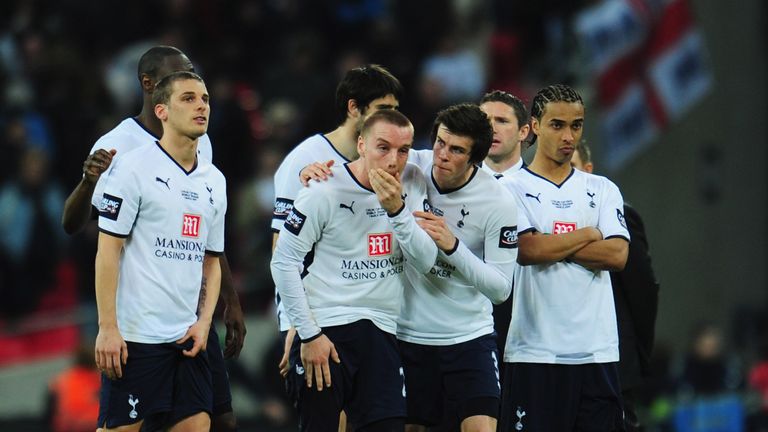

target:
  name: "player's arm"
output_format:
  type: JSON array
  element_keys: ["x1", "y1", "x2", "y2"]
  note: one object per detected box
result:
[
  {"x1": 271, "y1": 192, "x2": 339, "y2": 390},
  {"x1": 517, "y1": 227, "x2": 602, "y2": 265},
  {"x1": 219, "y1": 253, "x2": 246, "y2": 358},
  {"x1": 62, "y1": 149, "x2": 116, "y2": 234},
  {"x1": 180, "y1": 254, "x2": 222, "y2": 358},
  {"x1": 371, "y1": 168, "x2": 437, "y2": 274},
  {"x1": 568, "y1": 237, "x2": 629, "y2": 271},
  {"x1": 94, "y1": 232, "x2": 128, "y2": 380}
]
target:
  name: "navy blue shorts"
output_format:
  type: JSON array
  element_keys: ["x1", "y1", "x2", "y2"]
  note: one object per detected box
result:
[
  {"x1": 97, "y1": 340, "x2": 212, "y2": 430},
  {"x1": 289, "y1": 320, "x2": 406, "y2": 431},
  {"x1": 207, "y1": 325, "x2": 233, "y2": 416},
  {"x1": 400, "y1": 333, "x2": 500, "y2": 426},
  {"x1": 499, "y1": 362, "x2": 624, "y2": 432}
]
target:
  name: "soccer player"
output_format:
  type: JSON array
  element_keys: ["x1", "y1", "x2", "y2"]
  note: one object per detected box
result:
[
  {"x1": 478, "y1": 90, "x2": 530, "y2": 377},
  {"x1": 272, "y1": 64, "x2": 403, "y2": 377},
  {"x1": 271, "y1": 110, "x2": 437, "y2": 432},
  {"x1": 60, "y1": 46, "x2": 243, "y2": 431},
  {"x1": 479, "y1": 90, "x2": 530, "y2": 179},
  {"x1": 571, "y1": 141, "x2": 660, "y2": 432},
  {"x1": 95, "y1": 71, "x2": 225, "y2": 431},
  {"x1": 499, "y1": 84, "x2": 630, "y2": 431},
  {"x1": 398, "y1": 104, "x2": 518, "y2": 432}
]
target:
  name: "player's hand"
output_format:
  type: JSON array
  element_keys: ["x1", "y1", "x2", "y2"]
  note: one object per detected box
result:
[
  {"x1": 300, "y1": 160, "x2": 334, "y2": 186},
  {"x1": 279, "y1": 328, "x2": 297, "y2": 378},
  {"x1": 300, "y1": 334, "x2": 340, "y2": 391},
  {"x1": 177, "y1": 319, "x2": 211, "y2": 358},
  {"x1": 223, "y1": 299, "x2": 246, "y2": 359},
  {"x1": 95, "y1": 325, "x2": 128, "y2": 380},
  {"x1": 83, "y1": 149, "x2": 117, "y2": 184},
  {"x1": 370, "y1": 168, "x2": 403, "y2": 214},
  {"x1": 413, "y1": 210, "x2": 457, "y2": 251}
]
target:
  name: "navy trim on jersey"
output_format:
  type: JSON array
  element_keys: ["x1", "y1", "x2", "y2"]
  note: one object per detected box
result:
[
  {"x1": 155, "y1": 142, "x2": 198, "y2": 175},
  {"x1": 319, "y1": 133, "x2": 352, "y2": 163},
  {"x1": 205, "y1": 249, "x2": 224, "y2": 256},
  {"x1": 131, "y1": 117, "x2": 160, "y2": 140},
  {"x1": 445, "y1": 238, "x2": 460, "y2": 255},
  {"x1": 518, "y1": 227, "x2": 537, "y2": 236},
  {"x1": 523, "y1": 166, "x2": 575, "y2": 188},
  {"x1": 388, "y1": 203, "x2": 406, "y2": 217},
  {"x1": 98, "y1": 227, "x2": 129, "y2": 238},
  {"x1": 431, "y1": 165, "x2": 479, "y2": 195},
  {"x1": 605, "y1": 234, "x2": 630, "y2": 242},
  {"x1": 344, "y1": 163, "x2": 375, "y2": 193}
]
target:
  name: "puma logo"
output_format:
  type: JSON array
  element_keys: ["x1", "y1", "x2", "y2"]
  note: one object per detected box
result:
[
  {"x1": 155, "y1": 177, "x2": 170, "y2": 190},
  {"x1": 525, "y1": 193, "x2": 541, "y2": 203},
  {"x1": 339, "y1": 201, "x2": 355, "y2": 215}
]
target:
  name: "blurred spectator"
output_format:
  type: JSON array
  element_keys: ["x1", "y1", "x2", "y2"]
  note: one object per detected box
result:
[
  {"x1": 677, "y1": 322, "x2": 742, "y2": 397},
  {"x1": 44, "y1": 342, "x2": 100, "y2": 432},
  {"x1": 0, "y1": 147, "x2": 65, "y2": 319}
]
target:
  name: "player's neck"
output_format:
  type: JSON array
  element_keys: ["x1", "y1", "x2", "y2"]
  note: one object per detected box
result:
[
  {"x1": 159, "y1": 132, "x2": 198, "y2": 171},
  {"x1": 325, "y1": 121, "x2": 360, "y2": 161},
  {"x1": 346, "y1": 159, "x2": 371, "y2": 189},
  {"x1": 528, "y1": 154, "x2": 572, "y2": 184},
  {"x1": 484, "y1": 149, "x2": 521, "y2": 174},
  {"x1": 135, "y1": 105, "x2": 164, "y2": 139}
]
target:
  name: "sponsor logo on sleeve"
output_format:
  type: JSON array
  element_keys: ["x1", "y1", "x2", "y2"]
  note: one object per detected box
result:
[
  {"x1": 98, "y1": 193, "x2": 123, "y2": 221},
  {"x1": 273, "y1": 198, "x2": 294, "y2": 220},
  {"x1": 499, "y1": 226, "x2": 518, "y2": 249},
  {"x1": 182, "y1": 214, "x2": 202, "y2": 238},
  {"x1": 368, "y1": 233, "x2": 393, "y2": 256},
  {"x1": 617, "y1": 208, "x2": 627, "y2": 229},
  {"x1": 553, "y1": 221, "x2": 577, "y2": 234},
  {"x1": 284, "y1": 208, "x2": 306, "y2": 235}
]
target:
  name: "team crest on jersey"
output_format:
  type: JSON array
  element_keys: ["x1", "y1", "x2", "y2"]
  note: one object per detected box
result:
[
  {"x1": 616, "y1": 208, "x2": 627, "y2": 229},
  {"x1": 98, "y1": 193, "x2": 123, "y2": 221},
  {"x1": 182, "y1": 214, "x2": 202, "y2": 238},
  {"x1": 284, "y1": 208, "x2": 306, "y2": 235},
  {"x1": 368, "y1": 233, "x2": 392, "y2": 256},
  {"x1": 553, "y1": 221, "x2": 577, "y2": 234},
  {"x1": 499, "y1": 226, "x2": 518, "y2": 249},
  {"x1": 423, "y1": 200, "x2": 444, "y2": 217},
  {"x1": 273, "y1": 198, "x2": 294, "y2": 220}
]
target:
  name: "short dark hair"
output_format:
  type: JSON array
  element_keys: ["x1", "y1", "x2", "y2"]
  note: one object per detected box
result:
[
  {"x1": 480, "y1": 90, "x2": 529, "y2": 128},
  {"x1": 137, "y1": 46, "x2": 187, "y2": 82},
  {"x1": 430, "y1": 103, "x2": 493, "y2": 165},
  {"x1": 575, "y1": 140, "x2": 592, "y2": 164},
  {"x1": 152, "y1": 71, "x2": 205, "y2": 107},
  {"x1": 360, "y1": 109, "x2": 413, "y2": 138},
  {"x1": 530, "y1": 84, "x2": 584, "y2": 120},
  {"x1": 334, "y1": 64, "x2": 403, "y2": 126}
]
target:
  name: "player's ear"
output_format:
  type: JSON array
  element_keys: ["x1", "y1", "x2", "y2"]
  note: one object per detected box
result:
[
  {"x1": 348, "y1": 99, "x2": 360, "y2": 119},
  {"x1": 530, "y1": 118, "x2": 540, "y2": 135},
  {"x1": 357, "y1": 135, "x2": 366, "y2": 158},
  {"x1": 140, "y1": 74, "x2": 154, "y2": 93},
  {"x1": 519, "y1": 123, "x2": 531, "y2": 142},
  {"x1": 584, "y1": 162, "x2": 594, "y2": 174},
  {"x1": 154, "y1": 103, "x2": 168, "y2": 121}
]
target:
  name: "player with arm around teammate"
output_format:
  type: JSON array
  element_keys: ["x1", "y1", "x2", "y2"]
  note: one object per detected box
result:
[
  {"x1": 498, "y1": 84, "x2": 629, "y2": 431},
  {"x1": 271, "y1": 110, "x2": 437, "y2": 432},
  {"x1": 94, "y1": 71, "x2": 226, "y2": 431}
]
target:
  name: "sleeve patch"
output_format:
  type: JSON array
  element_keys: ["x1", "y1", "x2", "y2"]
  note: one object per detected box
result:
[
  {"x1": 273, "y1": 197, "x2": 294, "y2": 220},
  {"x1": 616, "y1": 208, "x2": 627, "y2": 229},
  {"x1": 499, "y1": 225, "x2": 518, "y2": 249},
  {"x1": 98, "y1": 193, "x2": 123, "y2": 221},
  {"x1": 284, "y1": 208, "x2": 307, "y2": 236}
]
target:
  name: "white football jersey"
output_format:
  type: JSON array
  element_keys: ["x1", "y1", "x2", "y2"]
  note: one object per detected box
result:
[
  {"x1": 501, "y1": 167, "x2": 629, "y2": 364},
  {"x1": 98, "y1": 142, "x2": 227, "y2": 344},
  {"x1": 271, "y1": 134, "x2": 352, "y2": 331},
  {"x1": 398, "y1": 166, "x2": 518, "y2": 345},
  {"x1": 89, "y1": 118, "x2": 214, "y2": 208},
  {"x1": 480, "y1": 158, "x2": 523, "y2": 179},
  {"x1": 271, "y1": 163, "x2": 437, "y2": 340}
]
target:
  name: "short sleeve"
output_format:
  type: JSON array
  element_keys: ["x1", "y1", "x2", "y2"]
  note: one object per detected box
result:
[{"x1": 97, "y1": 157, "x2": 140, "y2": 237}]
